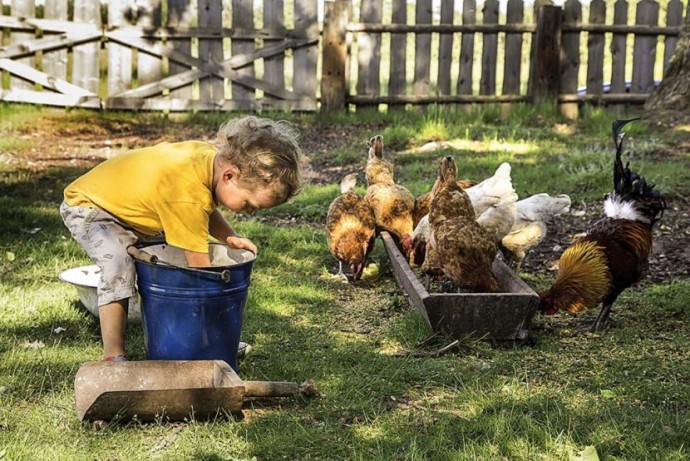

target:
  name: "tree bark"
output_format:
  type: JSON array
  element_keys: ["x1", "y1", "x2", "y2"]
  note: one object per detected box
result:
[{"x1": 644, "y1": 2, "x2": 690, "y2": 111}]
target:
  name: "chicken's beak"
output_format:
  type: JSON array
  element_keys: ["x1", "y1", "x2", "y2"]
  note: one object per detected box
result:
[{"x1": 350, "y1": 262, "x2": 364, "y2": 282}]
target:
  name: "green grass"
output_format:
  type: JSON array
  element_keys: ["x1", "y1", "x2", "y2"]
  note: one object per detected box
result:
[{"x1": 1, "y1": 104, "x2": 689, "y2": 460}]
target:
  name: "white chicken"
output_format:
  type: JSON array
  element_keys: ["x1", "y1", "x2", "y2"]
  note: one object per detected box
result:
[
  {"x1": 465, "y1": 162, "x2": 518, "y2": 216},
  {"x1": 501, "y1": 193, "x2": 572, "y2": 272}
]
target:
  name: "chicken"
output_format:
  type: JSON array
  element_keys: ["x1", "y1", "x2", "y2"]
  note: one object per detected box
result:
[
  {"x1": 325, "y1": 172, "x2": 376, "y2": 281},
  {"x1": 410, "y1": 162, "x2": 517, "y2": 267},
  {"x1": 423, "y1": 156, "x2": 499, "y2": 292},
  {"x1": 363, "y1": 135, "x2": 415, "y2": 255},
  {"x1": 412, "y1": 178, "x2": 475, "y2": 227},
  {"x1": 501, "y1": 193, "x2": 572, "y2": 272},
  {"x1": 539, "y1": 119, "x2": 666, "y2": 330},
  {"x1": 465, "y1": 162, "x2": 518, "y2": 217}
]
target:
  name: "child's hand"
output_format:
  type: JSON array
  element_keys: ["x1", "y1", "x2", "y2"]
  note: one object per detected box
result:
[{"x1": 226, "y1": 236, "x2": 258, "y2": 255}]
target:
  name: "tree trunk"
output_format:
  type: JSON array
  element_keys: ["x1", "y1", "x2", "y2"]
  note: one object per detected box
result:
[{"x1": 644, "y1": 2, "x2": 690, "y2": 111}]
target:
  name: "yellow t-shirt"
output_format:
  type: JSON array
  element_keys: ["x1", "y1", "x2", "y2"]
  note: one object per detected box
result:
[{"x1": 64, "y1": 140, "x2": 217, "y2": 253}]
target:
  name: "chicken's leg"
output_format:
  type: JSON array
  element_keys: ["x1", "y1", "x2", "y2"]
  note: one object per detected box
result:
[
  {"x1": 591, "y1": 303, "x2": 613, "y2": 331},
  {"x1": 336, "y1": 261, "x2": 349, "y2": 282}
]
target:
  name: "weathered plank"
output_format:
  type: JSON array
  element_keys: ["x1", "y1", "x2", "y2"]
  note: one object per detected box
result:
[
  {"x1": 0, "y1": 89, "x2": 100, "y2": 108},
  {"x1": 631, "y1": 0, "x2": 659, "y2": 93},
  {"x1": 586, "y1": 0, "x2": 606, "y2": 95},
  {"x1": 610, "y1": 0, "x2": 629, "y2": 95},
  {"x1": 72, "y1": 0, "x2": 101, "y2": 95},
  {"x1": 320, "y1": 0, "x2": 349, "y2": 113},
  {"x1": 135, "y1": 0, "x2": 163, "y2": 87},
  {"x1": 413, "y1": 0, "x2": 432, "y2": 96},
  {"x1": 349, "y1": 22, "x2": 537, "y2": 33},
  {"x1": 0, "y1": 31, "x2": 100, "y2": 59},
  {"x1": 356, "y1": 0, "x2": 382, "y2": 96},
  {"x1": 293, "y1": 0, "x2": 318, "y2": 100},
  {"x1": 502, "y1": 0, "x2": 524, "y2": 95},
  {"x1": 10, "y1": 0, "x2": 35, "y2": 91},
  {"x1": 388, "y1": 0, "x2": 407, "y2": 97},
  {"x1": 530, "y1": 5, "x2": 561, "y2": 101},
  {"x1": 167, "y1": 0, "x2": 193, "y2": 100},
  {"x1": 480, "y1": 0, "x2": 499, "y2": 95},
  {"x1": 108, "y1": 0, "x2": 133, "y2": 96},
  {"x1": 663, "y1": 0, "x2": 683, "y2": 75},
  {"x1": 198, "y1": 0, "x2": 224, "y2": 102},
  {"x1": 231, "y1": 0, "x2": 255, "y2": 101},
  {"x1": 349, "y1": 93, "x2": 529, "y2": 105},
  {"x1": 457, "y1": 0, "x2": 476, "y2": 95},
  {"x1": 43, "y1": 0, "x2": 68, "y2": 82},
  {"x1": 0, "y1": 58, "x2": 96, "y2": 96},
  {"x1": 559, "y1": 0, "x2": 581, "y2": 118},
  {"x1": 103, "y1": 97, "x2": 315, "y2": 112},
  {"x1": 437, "y1": 0, "x2": 454, "y2": 96},
  {"x1": 263, "y1": 0, "x2": 285, "y2": 105},
  {"x1": 0, "y1": 15, "x2": 81, "y2": 33}
]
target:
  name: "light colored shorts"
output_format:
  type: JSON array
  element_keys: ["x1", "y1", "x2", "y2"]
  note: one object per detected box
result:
[{"x1": 60, "y1": 202, "x2": 164, "y2": 307}]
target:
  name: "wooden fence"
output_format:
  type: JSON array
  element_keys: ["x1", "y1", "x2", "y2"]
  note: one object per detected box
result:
[
  {"x1": 0, "y1": 0, "x2": 685, "y2": 114},
  {"x1": 323, "y1": 0, "x2": 685, "y2": 116},
  {"x1": 0, "y1": 0, "x2": 319, "y2": 111}
]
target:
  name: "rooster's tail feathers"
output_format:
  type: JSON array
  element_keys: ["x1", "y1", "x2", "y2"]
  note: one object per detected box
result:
[
  {"x1": 610, "y1": 118, "x2": 666, "y2": 225},
  {"x1": 612, "y1": 118, "x2": 639, "y2": 196}
]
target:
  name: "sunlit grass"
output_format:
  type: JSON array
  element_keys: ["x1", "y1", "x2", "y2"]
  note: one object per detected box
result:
[{"x1": 1, "y1": 106, "x2": 689, "y2": 460}]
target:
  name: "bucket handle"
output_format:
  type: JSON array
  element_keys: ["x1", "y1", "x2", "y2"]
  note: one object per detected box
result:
[{"x1": 127, "y1": 246, "x2": 232, "y2": 283}]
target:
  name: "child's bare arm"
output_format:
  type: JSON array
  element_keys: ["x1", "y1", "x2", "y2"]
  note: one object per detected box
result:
[
  {"x1": 208, "y1": 210, "x2": 258, "y2": 254},
  {"x1": 185, "y1": 250, "x2": 211, "y2": 268}
]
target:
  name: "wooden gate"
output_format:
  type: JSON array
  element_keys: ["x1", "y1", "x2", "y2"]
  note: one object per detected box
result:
[{"x1": 0, "y1": 0, "x2": 319, "y2": 111}]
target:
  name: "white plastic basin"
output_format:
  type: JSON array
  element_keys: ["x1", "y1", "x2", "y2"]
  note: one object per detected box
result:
[{"x1": 59, "y1": 265, "x2": 142, "y2": 321}]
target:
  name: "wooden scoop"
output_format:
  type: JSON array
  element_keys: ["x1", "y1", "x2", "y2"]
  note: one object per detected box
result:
[{"x1": 74, "y1": 360, "x2": 302, "y2": 422}]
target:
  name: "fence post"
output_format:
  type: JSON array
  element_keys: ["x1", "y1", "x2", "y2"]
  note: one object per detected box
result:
[
  {"x1": 321, "y1": 0, "x2": 349, "y2": 115},
  {"x1": 528, "y1": 5, "x2": 562, "y2": 104}
]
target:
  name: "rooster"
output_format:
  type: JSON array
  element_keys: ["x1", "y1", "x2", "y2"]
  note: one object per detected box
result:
[
  {"x1": 501, "y1": 193, "x2": 572, "y2": 272},
  {"x1": 326, "y1": 173, "x2": 376, "y2": 281},
  {"x1": 423, "y1": 156, "x2": 499, "y2": 293},
  {"x1": 539, "y1": 119, "x2": 666, "y2": 330},
  {"x1": 364, "y1": 135, "x2": 415, "y2": 255}
]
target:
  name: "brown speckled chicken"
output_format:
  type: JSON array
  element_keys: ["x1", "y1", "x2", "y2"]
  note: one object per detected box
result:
[
  {"x1": 411, "y1": 162, "x2": 517, "y2": 267},
  {"x1": 424, "y1": 156, "x2": 499, "y2": 293},
  {"x1": 539, "y1": 119, "x2": 666, "y2": 330},
  {"x1": 364, "y1": 135, "x2": 415, "y2": 255},
  {"x1": 413, "y1": 178, "x2": 476, "y2": 227},
  {"x1": 326, "y1": 173, "x2": 376, "y2": 281}
]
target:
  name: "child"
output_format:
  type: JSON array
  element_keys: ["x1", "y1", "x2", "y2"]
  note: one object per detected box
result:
[{"x1": 61, "y1": 116, "x2": 307, "y2": 361}]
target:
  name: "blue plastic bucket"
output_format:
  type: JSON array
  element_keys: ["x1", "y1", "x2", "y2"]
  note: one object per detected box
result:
[{"x1": 133, "y1": 243, "x2": 255, "y2": 372}]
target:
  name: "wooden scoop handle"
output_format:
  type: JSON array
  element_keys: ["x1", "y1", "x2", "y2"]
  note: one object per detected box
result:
[{"x1": 242, "y1": 381, "x2": 299, "y2": 397}]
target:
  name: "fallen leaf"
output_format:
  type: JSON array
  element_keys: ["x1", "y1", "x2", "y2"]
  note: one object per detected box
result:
[
  {"x1": 5, "y1": 252, "x2": 15, "y2": 262},
  {"x1": 53, "y1": 327, "x2": 66, "y2": 334},
  {"x1": 572, "y1": 445, "x2": 600, "y2": 461},
  {"x1": 21, "y1": 341, "x2": 45, "y2": 349},
  {"x1": 22, "y1": 227, "x2": 41, "y2": 235}
]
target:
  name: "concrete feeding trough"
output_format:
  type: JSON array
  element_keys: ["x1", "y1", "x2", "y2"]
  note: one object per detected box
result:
[{"x1": 381, "y1": 231, "x2": 540, "y2": 342}]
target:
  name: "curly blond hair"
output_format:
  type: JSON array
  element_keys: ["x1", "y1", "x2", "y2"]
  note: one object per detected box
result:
[{"x1": 216, "y1": 116, "x2": 308, "y2": 203}]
